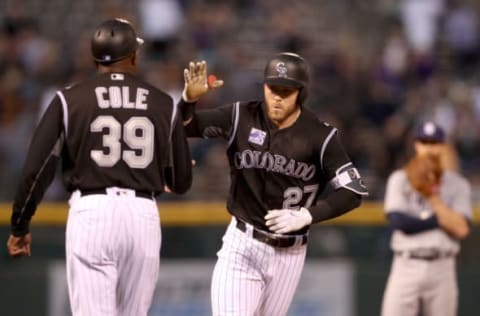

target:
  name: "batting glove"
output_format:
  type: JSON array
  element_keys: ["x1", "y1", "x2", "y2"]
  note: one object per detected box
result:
[
  {"x1": 183, "y1": 60, "x2": 223, "y2": 102},
  {"x1": 265, "y1": 207, "x2": 313, "y2": 234}
]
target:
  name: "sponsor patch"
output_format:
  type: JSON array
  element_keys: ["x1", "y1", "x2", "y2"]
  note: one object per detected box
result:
[{"x1": 248, "y1": 128, "x2": 267, "y2": 146}]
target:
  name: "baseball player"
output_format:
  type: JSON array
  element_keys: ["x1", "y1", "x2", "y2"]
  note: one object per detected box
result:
[
  {"x1": 180, "y1": 53, "x2": 369, "y2": 315},
  {"x1": 6, "y1": 18, "x2": 192, "y2": 316},
  {"x1": 381, "y1": 121, "x2": 471, "y2": 316}
]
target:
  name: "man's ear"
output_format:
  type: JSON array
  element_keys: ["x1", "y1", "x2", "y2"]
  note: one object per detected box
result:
[{"x1": 131, "y1": 53, "x2": 137, "y2": 66}]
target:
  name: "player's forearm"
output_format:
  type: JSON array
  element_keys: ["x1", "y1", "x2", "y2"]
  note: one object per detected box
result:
[
  {"x1": 11, "y1": 102, "x2": 64, "y2": 236},
  {"x1": 386, "y1": 212, "x2": 439, "y2": 234},
  {"x1": 309, "y1": 188, "x2": 361, "y2": 223},
  {"x1": 165, "y1": 122, "x2": 193, "y2": 194},
  {"x1": 178, "y1": 98, "x2": 196, "y2": 125},
  {"x1": 11, "y1": 154, "x2": 59, "y2": 236},
  {"x1": 165, "y1": 154, "x2": 192, "y2": 194},
  {"x1": 429, "y1": 195, "x2": 470, "y2": 239},
  {"x1": 11, "y1": 207, "x2": 33, "y2": 236},
  {"x1": 177, "y1": 98, "x2": 206, "y2": 138}
]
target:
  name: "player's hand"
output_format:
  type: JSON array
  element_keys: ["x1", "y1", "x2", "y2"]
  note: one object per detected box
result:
[
  {"x1": 6, "y1": 233, "x2": 32, "y2": 257},
  {"x1": 405, "y1": 155, "x2": 442, "y2": 198},
  {"x1": 265, "y1": 208, "x2": 313, "y2": 234},
  {"x1": 183, "y1": 61, "x2": 223, "y2": 102}
]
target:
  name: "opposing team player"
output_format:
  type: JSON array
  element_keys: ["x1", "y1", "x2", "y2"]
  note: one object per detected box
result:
[
  {"x1": 180, "y1": 53, "x2": 368, "y2": 315},
  {"x1": 381, "y1": 121, "x2": 471, "y2": 316},
  {"x1": 6, "y1": 18, "x2": 192, "y2": 316}
]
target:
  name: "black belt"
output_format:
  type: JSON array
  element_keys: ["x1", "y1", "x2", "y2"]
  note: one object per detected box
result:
[
  {"x1": 395, "y1": 250, "x2": 455, "y2": 261},
  {"x1": 235, "y1": 218, "x2": 307, "y2": 248},
  {"x1": 80, "y1": 188, "x2": 155, "y2": 200}
]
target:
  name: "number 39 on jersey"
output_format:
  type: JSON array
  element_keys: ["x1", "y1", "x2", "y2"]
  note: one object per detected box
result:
[{"x1": 90, "y1": 116, "x2": 154, "y2": 169}]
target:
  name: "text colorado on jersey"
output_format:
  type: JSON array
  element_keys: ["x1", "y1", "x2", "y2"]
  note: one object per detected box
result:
[{"x1": 233, "y1": 150, "x2": 316, "y2": 181}]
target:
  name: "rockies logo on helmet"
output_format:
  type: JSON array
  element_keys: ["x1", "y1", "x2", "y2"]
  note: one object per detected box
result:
[
  {"x1": 275, "y1": 62, "x2": 288, "y2": 78},
  {"x1": 264, "y1": 52, "x2": 310, "y2": 105}
]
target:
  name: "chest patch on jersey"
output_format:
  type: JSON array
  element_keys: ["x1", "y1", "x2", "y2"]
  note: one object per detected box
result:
[{"x1": 248, "y1": 128, "x2": 267, "y2": 146}]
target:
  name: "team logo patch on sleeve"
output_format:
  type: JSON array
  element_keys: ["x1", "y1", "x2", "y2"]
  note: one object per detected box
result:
[
  {"x1": 348, "y1": 168, "x2": 359, "y2": 179},
  {"x1": 248, "y1": 128, "x2": 267, "y2": 146},
  {"x1": 329, "y1": 163, "x2": 369, "y2": 196}
]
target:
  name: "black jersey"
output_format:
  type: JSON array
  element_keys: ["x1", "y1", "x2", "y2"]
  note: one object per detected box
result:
[
  {"x1": 183, "y1": 100, "x2": 365, "y2": 232},
  {"x1": 11, "y1": 72, "x2": 192, "y2": 235}
]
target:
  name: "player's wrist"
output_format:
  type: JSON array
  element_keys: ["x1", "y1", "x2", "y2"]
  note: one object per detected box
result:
[
  {"x1": 299, "y1": 207, "x2": 313, "y2": 225},
  {"x1": 182, "y1": 88, "x2": 200, "y2": 103},
  {"x1": 428, "y1": 194, "x2": 442, "y2": 205},
  {"x1": 11, "y1": 226, "x2": 30, "y2": 237}
]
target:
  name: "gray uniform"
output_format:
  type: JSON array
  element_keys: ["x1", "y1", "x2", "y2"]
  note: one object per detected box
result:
[{"x1": 381, "y1": 169, "x2": 472, "y2": 316}]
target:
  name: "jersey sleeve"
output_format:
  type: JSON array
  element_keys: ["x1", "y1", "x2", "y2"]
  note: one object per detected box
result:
[
  {"x1": 306, "y1": 127, "x2": 368, "y2": 222},
  {"x1": 450, "y1": 175, "x2": 472, "y2": 219},
  {"x1": 384, "y1": 170, "x2": 409, "y2": 213},
  {"x1": 11, "y1": 95, "x2": 65, "y2": 236},
  {"x1": 321, "y1": 130, "x2": 368, "y2": 196}
]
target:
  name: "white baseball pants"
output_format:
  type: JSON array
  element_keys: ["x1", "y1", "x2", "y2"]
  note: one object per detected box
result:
[
  {"x1": 381, "y1": 255, "x2": 458, "y2": 316},
  {"x1": 211, "y1": 217, "x2": 307, "y2": 316},
  {"x1": 66, "y1": 188, "x2": 161, "y2": 316}
]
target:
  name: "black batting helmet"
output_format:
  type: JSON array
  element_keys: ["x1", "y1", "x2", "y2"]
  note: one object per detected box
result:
[
  {"x1": 91, "y1": 18, "x2": 144, "y2": 64},
  {"x1": 264, "y1": 52, "x2": 309, "y2": 105}
]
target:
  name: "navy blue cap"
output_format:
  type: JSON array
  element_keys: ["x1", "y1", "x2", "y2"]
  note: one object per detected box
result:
[{"x1": 414, "y1": 121, "x2": 445, "y2": 142}]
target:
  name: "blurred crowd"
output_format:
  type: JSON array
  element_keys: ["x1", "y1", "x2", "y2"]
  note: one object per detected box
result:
[{"x1": 1, "y1": 0, "x2": 480, "y2": 202}]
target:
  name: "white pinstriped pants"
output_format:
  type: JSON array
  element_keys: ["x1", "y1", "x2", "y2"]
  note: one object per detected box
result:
[
  {"x1": 211, "y1": 217, "x2": 307, "y2": 316},
  {"x1": 66, "y1": 188, "x2": 161, "y2": 316}
]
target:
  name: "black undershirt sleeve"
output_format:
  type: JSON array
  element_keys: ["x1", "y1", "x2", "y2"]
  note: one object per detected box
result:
[
  {"x1": 387, "y1": 212, "x2": 439, "y2": 234},
  {"x1": 178, "y1": 99, "x2": 234, "y2": 139},
  {"x1": 179, "y1": 99, "x2": 196, "y2": 124},
  {"x1": 164, "y1": 108, "x2": 192, "y2": 194},
  {"x1": 11, "y1": 96, "x2": 64, "y2": 236},
  {"x1": 308, "y1": 188, "x2": 362, "y2": 223}
]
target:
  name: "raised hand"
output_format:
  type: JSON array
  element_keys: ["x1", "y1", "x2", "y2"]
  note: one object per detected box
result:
[{"x1": 183, "y1": 61, "x2": 223, "y2": 102}]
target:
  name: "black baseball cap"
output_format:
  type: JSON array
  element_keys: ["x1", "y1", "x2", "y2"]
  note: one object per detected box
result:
[{"x1": 414, "y1": 121, "x2": 446, "y2": 142}]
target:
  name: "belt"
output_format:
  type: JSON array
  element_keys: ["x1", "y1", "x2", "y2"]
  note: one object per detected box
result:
[
  {"x1": 395, "y1": 250, "x2": 455, "y2": 261},
  {"x1": 235, "y1": 218, "x2": 307, "y2": 248},
  {"x1": 79, "y1": 188, "x2": 155, "y2": 200}
]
